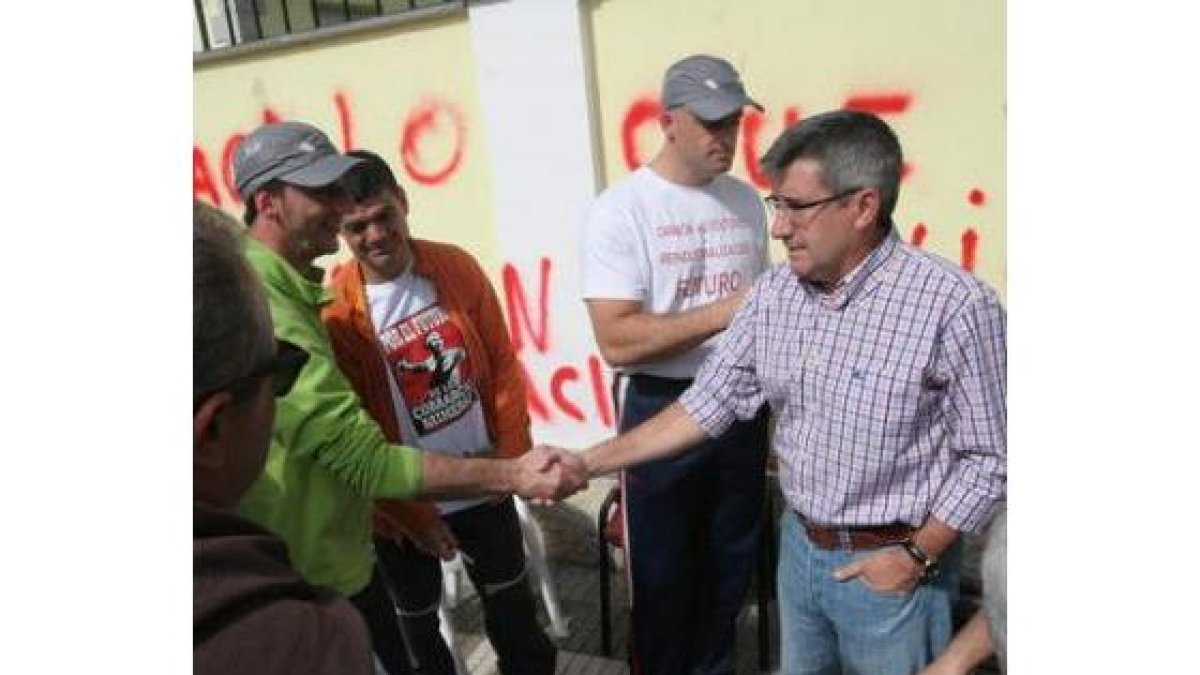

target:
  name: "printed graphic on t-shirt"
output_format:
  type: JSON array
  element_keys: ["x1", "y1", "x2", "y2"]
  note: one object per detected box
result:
[
  {"x1": 653, "y1": 216, "x2": 759, "y2": 304},
  {"x1": 377, "y1": 305, "x2": 478, "y2": 435}
]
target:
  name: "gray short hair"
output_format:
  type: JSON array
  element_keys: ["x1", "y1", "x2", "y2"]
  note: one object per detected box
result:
[
  {"x1": 194, "y1": 200, "x2": 274, "y2": 400},
  {"x1": 759, "y1": 110, "x2": 903, "y2": 224}
]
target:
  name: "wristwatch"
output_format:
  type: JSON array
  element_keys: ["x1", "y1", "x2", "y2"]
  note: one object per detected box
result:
[{"x1": 900, "y1": 538, "x2": 939, "y2": 582}]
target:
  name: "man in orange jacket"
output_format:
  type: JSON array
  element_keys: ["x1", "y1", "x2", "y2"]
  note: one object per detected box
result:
[{"x1": 323, "y1": 149, "x2": 556, "y2": 675}]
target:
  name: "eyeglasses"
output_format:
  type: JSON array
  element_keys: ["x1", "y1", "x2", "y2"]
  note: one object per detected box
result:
[
  {"x1": 196, "y1": 339, "x2": 309, "y2": 405},
  {"x1": 764, "y1": 188, "x2": 861, "y2": 221}
]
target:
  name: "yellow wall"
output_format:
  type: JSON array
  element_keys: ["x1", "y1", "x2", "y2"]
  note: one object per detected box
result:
[
  {"x1": 193, "y1": 12, "x2": 500, "y2": 272},
  {"x1": 195, "y1": 1, "x2": 1004, "y2": 295},
  {"x1": 587, "y1": 0, "x2": 1006, "y2": 296},
  {"x1": 194, "y1": 0, "x2": 1005, "y2": 443}
]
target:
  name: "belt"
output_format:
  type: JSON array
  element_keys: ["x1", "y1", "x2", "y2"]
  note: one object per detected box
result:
[
  {"x1": 795, "y1": 511, "x2": 915, "y2": 551},
  {"x1": 627, "y1": 372, "x2": 694, "y2": 393}
]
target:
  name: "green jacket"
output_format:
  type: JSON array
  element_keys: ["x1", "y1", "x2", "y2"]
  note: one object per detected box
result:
[{"x1": 237, "y1": 236, "x2": 424, "y2": 597}]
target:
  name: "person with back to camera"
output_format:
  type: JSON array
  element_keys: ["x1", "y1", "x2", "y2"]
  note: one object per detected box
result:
[{"x1": 193, "y1": 200, "x2": 374, "y2": 675}]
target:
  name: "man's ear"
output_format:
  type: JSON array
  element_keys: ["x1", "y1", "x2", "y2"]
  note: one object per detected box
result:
[
  {"x1": 851, "y1": 188, "x2": 882, "y2": 233},
  {"x1": 253, "y1": 189, "x2": 279, "y2": 221},
  {"x1": 659, "y1": 110, "x2": 676, "y2": 140},
  {"x1": 194, "y1": 391, "x2": 232, "y2": 470}
]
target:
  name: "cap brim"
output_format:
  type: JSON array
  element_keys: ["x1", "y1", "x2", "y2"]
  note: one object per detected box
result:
[
  {"x1": 279, "y1": 154, "x2": 363, "y2": 189},
  {"x1": 688, "y1": 93, "x2": 764, "y2": 122}
]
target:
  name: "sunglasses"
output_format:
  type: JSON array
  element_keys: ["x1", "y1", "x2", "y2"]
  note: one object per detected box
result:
[
  {"x1": 196, "y1": 339, "x2": 309, "y2": 405},
  {"x1": 253, "y1": 339, "x2": 309, "y2": 397}
]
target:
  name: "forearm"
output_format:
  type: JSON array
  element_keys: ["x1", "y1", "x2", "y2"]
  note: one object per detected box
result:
[
  {"x1": 591, "y1": 294, "x2": 741, "y2": 368},
  {"x1": 583, "y1": 401, "x2": 709, "y2": 476},
  {"x1": 912, "y1": 515, "x2": 960, "y2": 561},
  {"x1": 924, "y1": 610, "x2": 993, "y2": 674},
  {"x1": 285, "y1": 401, "x2": 426, "y2": 500},
  {"x1": 417, "y1": 454, "x2": 519, "y2": 501}
]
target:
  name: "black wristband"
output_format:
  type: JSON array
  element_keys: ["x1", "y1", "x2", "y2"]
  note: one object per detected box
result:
[{"x1": 900, "y1": 539, "x2": 937, "y2": 581}]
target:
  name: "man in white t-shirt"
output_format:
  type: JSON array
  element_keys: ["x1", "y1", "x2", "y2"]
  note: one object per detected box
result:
[
  {"x1": 579, "y1": 54, "x2": 771, "y2": 675},
  {"x1": 324, "y1": 150, "x2": 557, "y2": 675}
]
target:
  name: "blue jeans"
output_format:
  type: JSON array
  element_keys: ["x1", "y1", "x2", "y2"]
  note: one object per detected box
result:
[
  {"x1": 776, "y1": 511, "x2": 961, "y2": 675},
  {"x1": 621, "y1": 374, "x2": 769, "y2": 675}
]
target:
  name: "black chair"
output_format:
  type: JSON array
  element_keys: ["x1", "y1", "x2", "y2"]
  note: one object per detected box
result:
[
  {"x1": 596, "y1": 479, "x2": 778, "y2": 670},
  {"x1": 596, "y1": 483, "x2": 624, "y2": 657}
]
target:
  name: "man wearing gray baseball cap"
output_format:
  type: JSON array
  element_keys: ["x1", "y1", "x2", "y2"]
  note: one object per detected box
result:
[
  {"x1": 231, "y1": 120, "x2": 582, "y2": 675},
  {"x1": 578, "y1": 54, "x2": 770, "y2": 675},
  {"x1": 662, "y1": 54, "x2": 763, "y2": 124},
  {"x1": 234, "y1": 121, "x2": 363, "y2": 275}
]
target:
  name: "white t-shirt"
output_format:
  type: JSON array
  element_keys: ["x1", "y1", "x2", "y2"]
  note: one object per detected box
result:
[
  {"x1": 366, "y1": 272, "x2": 490, "y2": 515},
  {"x1": 579, "y1": 166, "x2": 769, "y2": 378}
]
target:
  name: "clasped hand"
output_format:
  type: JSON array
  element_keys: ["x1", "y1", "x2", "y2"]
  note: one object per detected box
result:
[{"x1": 513, "y1": 445, "x2": 589, "y2": 504}]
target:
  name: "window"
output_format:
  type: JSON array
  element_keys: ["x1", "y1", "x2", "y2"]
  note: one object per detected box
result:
[{"x1": 193, "y1": 0, "x2": 459, "y2": 53}]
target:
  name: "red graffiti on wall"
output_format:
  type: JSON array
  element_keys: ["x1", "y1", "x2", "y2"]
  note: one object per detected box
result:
[
  {"x1": 334, "y1": 91, "x2": 355, "y2": 152},
  {"x1": 908, "y1": 223, "x2": 980, "y2": 272},
  {"x1": 194, "y1": 146, "x2": 222, "y2": 206},
  {"x1": 842, "y1": 93, "x2": 912, "y2": 116},
  {"x1": 621, "y1": 96, "x2": 662, "y2": 172},
  {"x1": 910, "y1": 222, "x2": 928, "y2": 247},
  {"x1": 504, "y1": 257, "x2": 552, "y2": 354},
  {"x1": 741, "y1": 106, "x2": 801, "y2": 187},
  {"x1": 960, "y1": 228, "x2": 979, "y2": 272},
  {"x1": 618, "y1": 90, "x2": 915, "y2": 187},
  {"x1": 905, "y1": 187, "x2": 990, "y2": 272},
  {"x1": 401, "y1": 100, "x2": 466, "y2": 186},
  {"x1": 502, "y1": 257, "x2": 615, "y2": 428},
  {"x1": 617, "y1": 90, "x2": 990, "y2": 274},
  {"x1": 193, "y1": 90, "x2": 467, "y2": 208},
  {"x1": 220, "y1": 133, "x2": 245, "y2": 204}
]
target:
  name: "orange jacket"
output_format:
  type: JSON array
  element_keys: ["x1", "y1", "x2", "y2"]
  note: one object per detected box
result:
[{"x1": 322, "y1": 238, "x2": 531, "y2": 540}]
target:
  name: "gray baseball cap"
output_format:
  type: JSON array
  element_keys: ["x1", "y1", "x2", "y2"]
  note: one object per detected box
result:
[
  {"x1": 662, "y1": 54, "x2": 763, "y2": 122},
  {"x1": 233, "y1": 121, "x2": 363, "y2": 200}
]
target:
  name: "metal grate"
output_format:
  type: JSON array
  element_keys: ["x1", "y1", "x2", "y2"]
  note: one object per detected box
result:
[{"x1": 193, "y1": 0, "x2": 457, "y2": 53}]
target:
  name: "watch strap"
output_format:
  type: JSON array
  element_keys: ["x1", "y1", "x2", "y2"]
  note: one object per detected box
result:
[{"x1": 900, "y1": 538, "x2": 938, "y2": 581}]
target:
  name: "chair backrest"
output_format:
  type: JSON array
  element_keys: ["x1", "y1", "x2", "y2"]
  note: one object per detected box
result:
[{"x1": 600, "y1": 486, "x2": 625, "y2": 548}]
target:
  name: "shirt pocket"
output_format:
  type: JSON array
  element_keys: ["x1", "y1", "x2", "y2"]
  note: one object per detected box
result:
[{"x1": 822, "y1": 361, "x2": 923, "y2": 446}]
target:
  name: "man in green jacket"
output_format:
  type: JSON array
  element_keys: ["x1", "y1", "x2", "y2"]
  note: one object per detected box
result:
[{"x1": 230, "y1": 120, "x2": 577, "y2": 675}]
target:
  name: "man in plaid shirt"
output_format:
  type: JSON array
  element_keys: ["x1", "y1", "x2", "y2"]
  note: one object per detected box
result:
[{"x1": 549, "y1": 110, "x2": 1006, "y2": 674}]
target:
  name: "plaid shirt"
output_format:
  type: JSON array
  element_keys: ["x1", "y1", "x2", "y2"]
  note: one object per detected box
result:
[{"x1": 680, "y1": 229, "x2": 1006, "y2": 534}]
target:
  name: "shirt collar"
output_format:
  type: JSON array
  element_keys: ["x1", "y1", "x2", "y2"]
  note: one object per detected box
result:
[
  {"x1": 813, "y1": 224, "x2": 900, "y2": 310},
  {"x1": 242, "y1": 235, "x2": 333, "y2": 309}
]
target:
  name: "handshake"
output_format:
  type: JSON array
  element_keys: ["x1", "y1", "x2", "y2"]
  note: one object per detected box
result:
[{"x1": 512, "y1": 445, "x2": 591, "y2": 504}]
